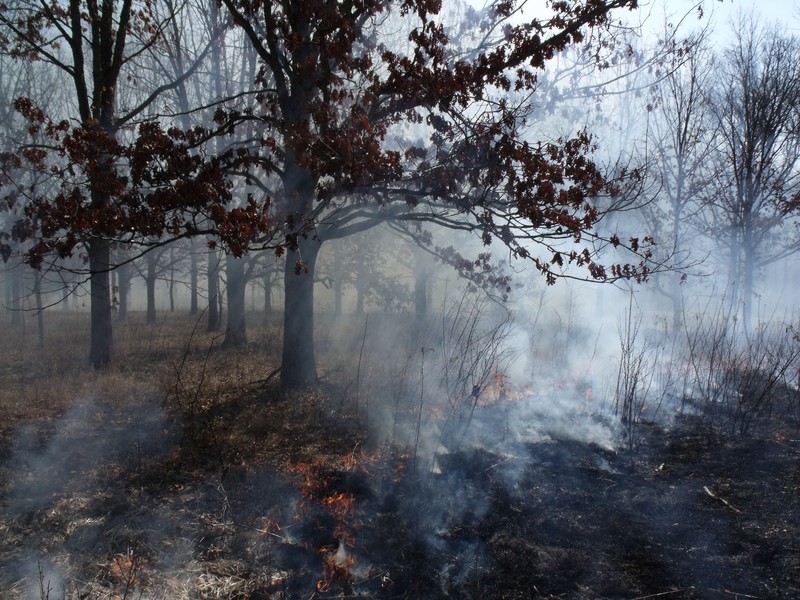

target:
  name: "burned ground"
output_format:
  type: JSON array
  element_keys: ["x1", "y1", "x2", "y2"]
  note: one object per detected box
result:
[{"x1": 0, "y1": 313, "x2": 799, "y2": 599}]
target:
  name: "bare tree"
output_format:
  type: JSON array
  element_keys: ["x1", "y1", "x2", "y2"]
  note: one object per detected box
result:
[
  {"x1": 647, "y1": 28, "x2": 717, "y2": 331},
  {"x1": 707, "y1": 15, "x2": 800, "y2": 330}
]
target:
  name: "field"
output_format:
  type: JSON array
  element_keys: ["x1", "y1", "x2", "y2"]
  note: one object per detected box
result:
[{"x1": 1, "y1": 310, "x2": 799, "y2": 599}]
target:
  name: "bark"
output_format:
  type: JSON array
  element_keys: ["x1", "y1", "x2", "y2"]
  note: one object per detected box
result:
[
  {"x1": 742, "y1": 217, "x2": 755, "y2": 333},
  {"x1": 168, "y1": 247, "x2": 176, "y2": 312},
  {"x1": 146, "y1": 252, "x2": 158, "y2": 324},
  {"x1": 727, "y1": 224, "x2": 741, "y2": 320},
  {"x1": 414, "y1": 247, "x2": 429, "y2": 322},
  {"x1": 33, "y1": 274, "x2": 44, "y2": 348},
  {"x1": 334, "y1": 279, "x2": 343, "y2": 316},
  {"x1": 207, "y1": 248, "x2": 221, "y2": 331},
  {"x1": 281, "y1": 237, "x2": 321, "y2": 389},
  {"x1": 89, "y1": 238, "x2": 112, "y2": 369},
  {"x1": 223, "y1": 254, "x2": 247, "y2": 347},
  {"x1": 117, "y1": 261, "x2": 131, "y2": 322},
  {"x1": 264, "y1": 269, "x2": 273, "y2": 314},
  {"x1": 333, "y1": 242, "x2": 343, "y2": 316},
  {"x1": 670, "y1": 158, "x2": 685, "y2": 334},
  {"x1": 190, "y1": 239, "x2": 199, "y2": 315},
  {"x1": 10, "y1": 265, "x2": 21, "y2": 325}
]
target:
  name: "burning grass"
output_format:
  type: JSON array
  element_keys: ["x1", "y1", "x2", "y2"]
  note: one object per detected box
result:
[{"x1": 0, "y1": 309, "x2": 799, "y2": 599}]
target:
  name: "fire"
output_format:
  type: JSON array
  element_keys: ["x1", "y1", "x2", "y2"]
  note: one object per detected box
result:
[
  {"x1": 289, "y1": 458, "x2": 364, "y2": 593},
  {"x1": 322, "y1": 491, "x2": 356, "y2": 521},
  {"x1": 108, "y1": 549, "x2": 147, "y2": 599},
  {"x1": 317, "y1": 539, "x2": 356, "y2": 592},
  {"x1": 481, "y1": 369, "x2": 533, "y2": 404},
  {"x1": 258, "y1": 515, "x2": 283, "y2": 540}
]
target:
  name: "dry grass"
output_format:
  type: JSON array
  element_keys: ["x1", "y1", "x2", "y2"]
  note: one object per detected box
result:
[
  {"x1": 0, "y1": 310, "x2": 279, "y2": 420},
  {"x1": 0, "y1": 309, "x2": 374, "y2": 600},
  {"x1": 1, "y1": 307, "x2": 800, "y2": 599}
]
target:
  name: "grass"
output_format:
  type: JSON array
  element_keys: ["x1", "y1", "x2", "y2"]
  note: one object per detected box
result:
[
  {"x1": 1, "y1": 303, "x2": 799, "y2": 599},
  {"x1": 0, "y1": 308, "x2": 371, "y2": 599}
]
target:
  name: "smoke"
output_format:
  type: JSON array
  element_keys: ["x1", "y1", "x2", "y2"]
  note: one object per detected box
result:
[{"x1": 0, "y1": 396, "x2": 181, "y2": 598}]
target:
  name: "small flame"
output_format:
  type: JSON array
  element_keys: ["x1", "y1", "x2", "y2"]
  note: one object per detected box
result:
[
  {"x1": 317, "y1": 539, "x2": 356, "y2": 591},
  {"x1": 289, "y1": 458, "x2": 364, "y2": 592},
  {"x1": 258, "y1": 515, "x2": 283, "y2": 540}
]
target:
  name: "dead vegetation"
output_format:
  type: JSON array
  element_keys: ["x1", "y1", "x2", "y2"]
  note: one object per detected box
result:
[{"x1": 1, "y1": 309, "x2": 799, "y2": 599}]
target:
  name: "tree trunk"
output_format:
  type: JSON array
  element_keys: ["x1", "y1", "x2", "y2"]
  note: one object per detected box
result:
[
  {"x1": 218, "y1": 282, "x2": 225, "y2": 326},
  {"x1": 223, "y1": 254, "x2": 247, "y2": 347},
  {"x1": 333, "y1": 242, "x2": 343, "y2": 316},
  {"x1": 334, "y1": 278, "x2": 343, "y2": 316},
  {"x1": 207, "y1": 248, "x2": 221, "y2": 331},
  {"x1": 168, "y1": 247, "x2": 176, "y2": 312},
  {"x1": 727, "y1": 224, "x2": 741, "y2": 320},
  {"x1": 10, "y1": 265, "x2": 22, "y2": 326},
  {"x1": 89, "y1": 238, "x2": 112, "y2": 369},
  {"x1": 117, "y1": 261, "x2": 131, "y2": 322},
  {"x1": 190, "y1": 239, "x2": 199, "y2": 315},
  {"x1": 34, "y1": 274, "x2": 44, "y2": 348},
  {"x1": 281, "y1": 237, "x2": 321, "y2": 389},
  {"x1": 414, "y1": 247, "x2": 429, "y2": 321},
  {"x1": 146, "y1": 253, "x2": 157, "y2": 325},
  {"x1": 264, "y1": 269, "x2": 273, "y2": 315},
  {"x1": 742, "y1": 219, "x2": 755, "y2": 333},
  {"x1": 671, "y1": 205, "x2": 683, "y2": 334}
]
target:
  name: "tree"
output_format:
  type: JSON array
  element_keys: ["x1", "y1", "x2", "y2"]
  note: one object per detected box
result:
[
  {"x1": 647, "y1": 29, "x2": 716, "y2": 331},
  {"x1": 206, "y1": 248, "x2": 223, "y2": 331},
  {"x1": 0, "y1": 0, "x2": 255, "y2": 367},
  {"x1": 218, "y1": 0, "x2": 649, "y2": 389},
  {"x1": 0, "y1": 50, "x2": 63, "y2": 326},
  {"x1": 707, "y1": 16, "x2": 800, "y2": 330},
  {"x1": 222, "y1": 253, "x2": 264, "y2": 347},
  {"x1": 319, "y1": 228, "x2": 411, "y2": 316},
  {"x1": 114, "y1": 247, "x2": 134, "y2": 321},
  {"x1": 131, "y1": 244, "x2": 174, "y2": 324}
]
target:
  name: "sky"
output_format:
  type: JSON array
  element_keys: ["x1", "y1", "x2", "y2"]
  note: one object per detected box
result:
[
  {"x1": 466, "y1": 1, "x2": 800, "y2": 37},
  {"x1": 623, "y1": 0, "x2": 798, "y2": 38}
]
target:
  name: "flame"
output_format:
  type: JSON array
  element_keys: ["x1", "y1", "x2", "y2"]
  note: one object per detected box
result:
[
  {"x1": 108, "y1": 550, "x2": 146, "y2": 598},
  {"x1": 317, "y1": 539, "x2": 357, "y2": 591},
  {"x1": 289, "y1": 458, "x2": 364, "y2": 592},
  {"x1": 258, "y1": 515, "x2": 282, "y2": 540},
  {"x1": 322, "y1": 491, "x2": 356, "y2": 520}
]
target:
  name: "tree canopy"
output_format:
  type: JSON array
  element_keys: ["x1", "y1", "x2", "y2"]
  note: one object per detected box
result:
[{"x1": 1, "y1": 0, "x2": 653, "y2": 386}]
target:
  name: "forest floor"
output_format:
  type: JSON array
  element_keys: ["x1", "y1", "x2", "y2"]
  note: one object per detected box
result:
[{"x1": 0, "y1": 312, "x2": 799, "y2": 599}]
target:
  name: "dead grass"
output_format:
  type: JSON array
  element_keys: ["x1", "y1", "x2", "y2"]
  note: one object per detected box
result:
[
  {"x1": 0, "y1": 310, "x2": 281, "y2": 424},
  {"x1": 0, "y1": 309, "x2": 363, "y2": 600},
  {"x1": 2, "y1": 308, "x2": 798, "y2": 599}
]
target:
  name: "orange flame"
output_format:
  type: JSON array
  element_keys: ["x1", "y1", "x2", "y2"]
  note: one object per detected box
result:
[{"x1": 317, "y1": 540, "x2": 356, "y2": 592}]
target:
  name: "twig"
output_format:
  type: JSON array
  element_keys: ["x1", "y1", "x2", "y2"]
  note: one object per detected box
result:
[
  {"x1": 37, "y1": 562, "x2": 52, "y2": 600},
  {"x1": 631, "y1": 590, "x2": 687, "y2": 599},
  {"x1": 707, "y1": 589, "x2": 762, "y2": 599},
  {"x1": 703, "y1": 485, "x2": 741, "y2": 513},
  {"x1": 356, "y1": 315, "x2": 369, "y2": 426},
  {"x1": 479, "y1": 455, "x2": 520, "y2": 474},
  {"x1": 249, "y1": 365, "x2": 282, "y2": 387},
  {"x1": 169, "y1": 305, "x2": 208, "y2": 410}
]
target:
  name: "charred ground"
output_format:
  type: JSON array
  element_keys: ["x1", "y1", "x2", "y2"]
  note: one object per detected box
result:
[{"x1": 0, "y1": 312, "x2": 799, "y2": 599}]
